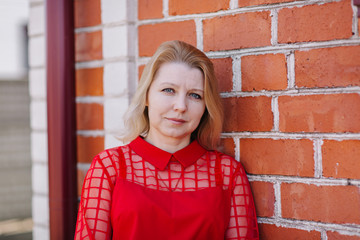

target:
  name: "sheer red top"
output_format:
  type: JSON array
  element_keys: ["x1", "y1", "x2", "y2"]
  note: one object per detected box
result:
[{"x1": 74, "y1": 136, "x2": 259, "y2": 240}]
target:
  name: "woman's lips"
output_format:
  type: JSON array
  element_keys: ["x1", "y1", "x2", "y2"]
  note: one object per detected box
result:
[{"x1": 166, "y1": 118, "x2": 186, "y2": 124}]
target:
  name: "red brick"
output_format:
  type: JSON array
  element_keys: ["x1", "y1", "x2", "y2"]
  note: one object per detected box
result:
[
  {"x1": 138, "y1": 21, "x2": 196, "y2": 57},
  {"x1": 249, "y1": 181, "x2": 275, "y2": 217},
  {"x1": 211, "y1": 58, "x2": 233, "y2": 92},
  {"x1": 259, "y1": 223, "x2": 321, "y2": 240},
  {"x1": 323, "y1": 140, "x2": 360, "y2": 179},
  {"x1": 76, "y1": 67, "x2": 103, "y2": 96},
  {"x1": 222, "y1": 96, "x2": 273, "y2": 132},
  {"x1": 327, "y1": 231, "x2": 360, "y2": 240},
  {"x1": 77, "y1": 135, "x2": 104, "y2": 163},
  {"x1": 281, "y1": 183, "x2": 360, "y2": 224},
  {"x1": 74, "y1": 0, "x2": 101, "y2": 28},
  {"x1": 239, "y1": 0, "x2": 298, "y2": 7},
  {"x1": 203, "y1": 12, "x2": 271, "y2": 52},
  {"x1": 169, "y1": 0, "x2": 228, "y2": 15},
  {"x1": 76, "y1": 103, "x2": 104, "y2": 130},
  {"x1": 219, "y1": 138, "x2": 235, "y2": 158},
  {"x1": 295, "y1": 46, "x2": 360, "y2": 88},
  {"x1": 138, "y1": 65, "x2": 145, "y2": 81},
  {"x1": 278, "y1": 0, "x2": 353, "y2": 43},
  {"x1": 77, "y1": 168, "x2": 87, "y2": 197},
  {"x1": 279, "y1": 94, "x2": 360, "y2": 133},
  {"x1": 75, "y1": 31, "x2": 102, "y2": 62},
  {"x1": 240, "y1": 138, "x2": 314, "y2": 177},
  {"x1": 138, "y1": 0, "x2": 163, "y2": 20},
  {"x1": 242, "y1": 53, "x2": 287, "y2": 91},
  {"x1": 77, "y1": 168, "x2": 85, "y2": 196}
]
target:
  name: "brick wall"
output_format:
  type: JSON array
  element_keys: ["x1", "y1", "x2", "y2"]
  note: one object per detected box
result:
[
  {"x1": 74, "y1": 0, "x2": 135, "y2": 199},
  {"x1": 138, "y1": 0, "x2": 360, "y2": 239},
  {"x1": 29, "y1": 0, "x2": 136, "y2": 238},
  {"x1": 29, "y1": 0, "x2": 360, "y2": 239}
]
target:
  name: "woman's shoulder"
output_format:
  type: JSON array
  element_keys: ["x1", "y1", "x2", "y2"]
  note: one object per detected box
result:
[
  {"x1": 87, "y1": 144, "x2": 132, "y2": 180},
  {"x1": 92, "y1": 144, "x2": 131, "y2": 166},
  {"x1": 208, "y1": 150, "x2": 246, "y2": 176}
]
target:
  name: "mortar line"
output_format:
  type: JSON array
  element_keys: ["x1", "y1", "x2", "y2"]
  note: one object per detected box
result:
[
  {"x1": 28, "y1": 32, "x2": 45, "y2": 38},
  {"x1": 134, "y1": 0, "x2": 140, "y2": 87},
  {"x1": 75, "y1": 20, "x2": 137, "y2": 32},
  {"x1": 314, "y1": 139, "x2": 324, "y2": 179},
  {"x1": 163, "y1": 0, "x2": 169, "y2": 17},
  {"x1": 29, "y1": 96, "x2": 46, "y2": 101},
  {"x1": 235, "y1": 137, "x2": 240, "y2": 162},
  {"x1": 321, "y1": 230, "x2": 328, "y2": 240},
  {"x1": 270, "y1": 9, "x2": 278, "y2": 45},
  {"x1": 221, "y1": 131, "x2": 360, "y2": 140},
  {"x1": 75, "y1": 57, "x2": 136, "y2": 69},
  {"x1": 232, "y1": 56, "x2": 242, "y2": 92},
  {"x1": 31, "y1": 128, "x2": 47, "y2": 134},
  {"x1": 77, "y1": 130, "x2": 106, "y2": 137},
  {"x1": 195, "y1": 18, "x2": 204, "y2": 51},
  {"x1": 29, "y1": 65, "x2": 45, "y2": 71},
  {"x1": 32, "y1": 192, "x2": 49, "y2": 198},
  {"x1": 274, "y1": 182, "x2": 282, "y2": 218},
  {"x1": 29, "y1": 1, "x2": 44, "y2": 7},
  {"x1": 31, "y1": 160, "x2": 48, "y2": 166},
  {"x1": 136, "y1": 39, "x2": 360, "y2": 61},
  {"x1": 76, "y1": 96, "x2": 104, "y2": 104},
  {"x1": 77, "y1": 162, "x2": 92, "y2": 171},
  {"x1": 286, "y1": 51, "x2": 295, "y2": 89},
  {"x1": 351, "y1": 0, "x2": 359, "y2": 37},
  {"x1": 247, "y1": 175, "x2": 360, "y2": 186},
  {"x1": 257, "y1": 217, "x2": 360, "y2": 235},
  {"x1": 220, "y1": 86, "x2": 360, "y2": 97},
  {"x1": 229, "y1": 0, "x2": 238, "y2": 9},
  {"x1": 138, "y1": 0, "x2": 341, "y2": 25},
  {"x1": 32, "y1": 222, "x2": 50, "y2": 229},
  {"x1": 204, "y1": 39, "x2": 360, "y2": 58},
  {"x1": 271, "y1": 97, "x2": 279, "y2": 132}
]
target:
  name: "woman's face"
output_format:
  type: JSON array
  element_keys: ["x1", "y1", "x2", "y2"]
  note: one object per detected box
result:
[{"x1": 146, "y1": 62, "x2": 206, "y2": 145}]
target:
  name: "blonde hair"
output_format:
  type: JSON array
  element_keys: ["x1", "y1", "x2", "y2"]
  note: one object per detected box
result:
[{"x1": 120, "y1": 40, "x2": 223, "y2": 150}]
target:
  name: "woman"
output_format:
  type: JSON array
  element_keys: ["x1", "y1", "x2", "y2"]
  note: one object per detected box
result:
[{"x1": 75, "y1": 40, "x2": 259, "y2": 240}]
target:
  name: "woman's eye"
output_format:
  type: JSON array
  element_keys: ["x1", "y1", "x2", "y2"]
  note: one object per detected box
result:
[
  {"x1": 162, "y1": 88, "x2": 174, "y2": 93},
  {"x1": 190, "y1": 93, "x2": 202, "y2": 99}
]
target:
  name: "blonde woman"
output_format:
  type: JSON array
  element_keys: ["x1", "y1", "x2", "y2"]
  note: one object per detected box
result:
[{"x1": 75, "y1": 40, "x2": 259, "y2": 240}]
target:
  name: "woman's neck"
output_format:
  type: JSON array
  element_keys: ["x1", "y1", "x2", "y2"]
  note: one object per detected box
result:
[{"x1": 144, "y1": 134, "x2": 190, "y2": 153}]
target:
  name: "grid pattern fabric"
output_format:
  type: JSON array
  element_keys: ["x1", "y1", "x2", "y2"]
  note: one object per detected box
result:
[{"x1": 75, "y1": 144, "x2": 259, "y2": 239}]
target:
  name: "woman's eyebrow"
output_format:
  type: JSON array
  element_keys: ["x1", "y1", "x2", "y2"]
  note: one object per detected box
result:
[
  {"x1": 159, "y1": 82, "x2": 204, "y2": 92},
  {"x1": 159, "y1": 82, "x2": 177, "y2": 87},
  {"x1": 189, "y1": 88, "x2": 204, "y2": 93}
]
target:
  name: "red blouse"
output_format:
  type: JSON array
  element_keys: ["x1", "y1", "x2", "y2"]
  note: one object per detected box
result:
[{"x1": 74, "y1": 136, "x2": 259, "y2": 240}]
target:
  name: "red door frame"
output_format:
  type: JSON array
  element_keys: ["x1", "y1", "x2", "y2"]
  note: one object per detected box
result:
[{"x1": 46, "y1": 0, "x2": 77, "y2": 238}]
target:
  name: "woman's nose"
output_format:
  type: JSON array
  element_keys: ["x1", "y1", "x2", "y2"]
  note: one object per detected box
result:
[{"x1": 173, "y1": 95, "x2": 187, "y2": 112}]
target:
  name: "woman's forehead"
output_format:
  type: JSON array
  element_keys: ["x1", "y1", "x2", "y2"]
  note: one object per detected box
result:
[{"x1": 152, "y1": 62, "x2": 204, "y2": 86}]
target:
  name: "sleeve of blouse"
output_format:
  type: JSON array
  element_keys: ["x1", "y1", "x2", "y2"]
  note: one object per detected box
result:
[
  {"x1": 74, "y1": 154, "x2": 115, "y2": 240},
  {"x1": 225, "y1": 162, "x2": 259, "y2": 240}
]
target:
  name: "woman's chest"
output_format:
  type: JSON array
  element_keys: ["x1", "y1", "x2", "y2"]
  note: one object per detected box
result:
[{"x1": 110, "y1": 179, "x2": 231, "y2": 240}]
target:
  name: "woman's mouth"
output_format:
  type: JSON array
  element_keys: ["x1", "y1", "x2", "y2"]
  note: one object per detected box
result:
[{"x1": 166, "y1": 118, "x2": 186, "y2": 124}]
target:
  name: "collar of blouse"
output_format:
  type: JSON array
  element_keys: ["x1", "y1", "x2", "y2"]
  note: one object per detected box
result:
[{"x1": 129, "y1": 136, "x2": 207, "y2": 171}]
